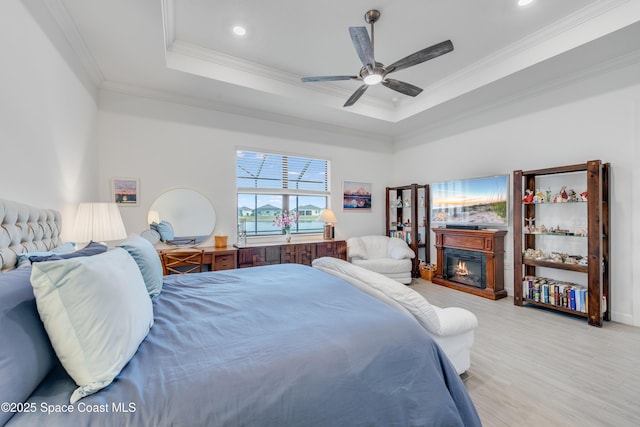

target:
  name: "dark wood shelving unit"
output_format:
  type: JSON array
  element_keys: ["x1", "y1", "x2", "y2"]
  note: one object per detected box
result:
[
  {"x1": 513, "y1": 160, "x2": 610, "y2": 326},
  {"x1": 385, "y1": 184, "x2": 429, "y2": 277},
  {"x1": 522, "y1": 259, "x2": 588, "y2": 273}
]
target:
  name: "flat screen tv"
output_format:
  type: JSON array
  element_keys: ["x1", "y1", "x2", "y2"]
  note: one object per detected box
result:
[{"x1": 430, "y1": 175, "x2": 509, "y2": 227}]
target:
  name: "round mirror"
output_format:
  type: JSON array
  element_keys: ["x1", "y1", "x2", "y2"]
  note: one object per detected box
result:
[{"x1": 148, "y1": 189, "x2": 216, "y2": 239}]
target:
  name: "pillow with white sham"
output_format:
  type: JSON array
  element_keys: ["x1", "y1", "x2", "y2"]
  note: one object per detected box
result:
[{"x1": 30, "y1": 248, "x2": 154, "y2": 403}]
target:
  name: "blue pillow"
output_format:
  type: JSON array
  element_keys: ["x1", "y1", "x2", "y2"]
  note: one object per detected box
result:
[
  {"x1": 0, "y1": 267, "x2": 56, "y2": 426},
  {"x1": 117, "y1": 234, "x2": 163, "y2": 297},
  {"x1": 29, "y1": 241, "x2": 107, "y2": 263},
  {"x1": 156, "y1": 221, "x2": 174, "y2": 242}
]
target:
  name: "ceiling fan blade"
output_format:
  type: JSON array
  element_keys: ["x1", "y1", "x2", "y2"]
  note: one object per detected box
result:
[
  {"x1": 301, "y1": 75, "x2": 359, "y2": 82},
  {"x1": 349, "y1": 26, "x2": 375, "y2": 67},
  {"x1": 381, "y1": 78, "x2": 423, "y2": 97},
  {"x1": 386, "y1": 40, "x2": 454, "y2": 74},
  {"x1": 344, "y1": 85, "x2": 369, "y2": 107}
]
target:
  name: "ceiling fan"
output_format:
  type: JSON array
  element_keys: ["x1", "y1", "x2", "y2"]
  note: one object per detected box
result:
[{"x1": 301, "y1": 9, "x2": 454, "y2": 107}]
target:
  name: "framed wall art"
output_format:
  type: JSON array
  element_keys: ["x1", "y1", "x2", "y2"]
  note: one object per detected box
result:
[
  {"x1": 343, "y1": 181, "x2": 372, "y2": 211},
  {"x1": 112, "y1": 177, "x2": 139, "y2": 206}
]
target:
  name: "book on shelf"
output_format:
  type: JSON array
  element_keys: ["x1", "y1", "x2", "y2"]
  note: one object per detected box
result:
[
  {"x1": 522, "y1": 276, "x2": 587, "y2": 313},
  {"x1": 389, "y1": 230, "x2": 411, "y2": 245}
]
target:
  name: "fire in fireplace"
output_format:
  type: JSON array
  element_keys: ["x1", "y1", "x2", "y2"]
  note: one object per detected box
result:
[{"x1": 444, "y1": 248, "x2": 486, "y2": 289}]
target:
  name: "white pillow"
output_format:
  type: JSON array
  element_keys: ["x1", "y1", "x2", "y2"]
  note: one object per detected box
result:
[{"x1": 30, "y1": 248, "x2": 154, "y2": 403}]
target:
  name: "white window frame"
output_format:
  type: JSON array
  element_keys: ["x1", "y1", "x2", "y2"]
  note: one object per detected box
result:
[{"x1": 236, "y1": 149, "x2": 330, "y2": 238}]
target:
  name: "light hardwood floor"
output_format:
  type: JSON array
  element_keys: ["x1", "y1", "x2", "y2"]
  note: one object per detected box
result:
[{"x1": 409, "y1": 278, "x2": 640, "y2": 427}]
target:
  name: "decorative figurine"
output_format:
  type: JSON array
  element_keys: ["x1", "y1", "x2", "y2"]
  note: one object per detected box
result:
[
  {"x1": 534, "y1": 189, "x2": 545, "y2": 203},
  {"x1": 522, "y1": 189, "x2": 534, "y2": 203},
  {"x1": 524, "y1": 217, "x2": 535, "y2": 233},
  {"x1": 546, "y1": 187, "x2": 552, "y2": 203},
  {"x1": 404, "y1": 197, "x2": 411, "y2": 208},
  {"x1": 559, "y1": 186, "x2": 569, "y2": 202},
  {"x1": 396, "y1": 196, "x2": 403, "y2": 208},
  {"x1": 419, "y1": 195, "x2": 425, "y2": 207},
  {"x1": 550, "y1": 252, "x2": 564, "y2": 263},
  {"x1": 580, "y1": 191, "x2": 588, "y2": 201}
]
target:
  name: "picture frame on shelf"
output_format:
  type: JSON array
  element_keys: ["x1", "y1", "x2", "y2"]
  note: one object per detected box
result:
[
  {"x1": 343, "y1": 181, "x2": 372, "y2": 211},
  {"x1": 111, "y1": 177, "x2": 139, "y2": 206}
]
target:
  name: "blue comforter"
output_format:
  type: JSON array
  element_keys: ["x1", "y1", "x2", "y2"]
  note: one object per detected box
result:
[{"x1": 8, "y1": 264, "x2": 480, "y2": 426}]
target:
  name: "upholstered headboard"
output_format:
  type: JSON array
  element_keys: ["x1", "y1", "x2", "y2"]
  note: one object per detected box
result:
[{"x1": 0, "y1": 199, "x2": 62, "y2": 271}]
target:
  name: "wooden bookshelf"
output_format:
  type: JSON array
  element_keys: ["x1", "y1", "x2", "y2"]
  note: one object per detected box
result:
[{"x1": 513, "y1": 160, "x2": 609, "y2": 326}]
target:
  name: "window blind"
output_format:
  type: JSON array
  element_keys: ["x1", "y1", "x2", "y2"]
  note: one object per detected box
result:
[{"x1": 237, "y1": 150, "x2": 328, "y2": 193}]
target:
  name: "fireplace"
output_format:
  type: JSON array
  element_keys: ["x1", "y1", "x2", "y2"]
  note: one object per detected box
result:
[
  {"x1": 432, "y1": 228, "x2": 507, "y2": 300},
  {"x1": 444, "y1": 248, "x2": 486, "y2": 288}
]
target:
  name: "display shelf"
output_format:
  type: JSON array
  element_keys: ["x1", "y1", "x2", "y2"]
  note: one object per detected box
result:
[
  {"x1": 522, "y1": 258, "x2": 588, "y2": 273},
  {"x1": 386, "y1": 184, "x2": 429, "y2": 277},
  {"x1": 522, "y1": 298, "x2": 589, "y2": 318},
  {"x1": 513, "y1": 160, "x2": 610, "y2": 327}
]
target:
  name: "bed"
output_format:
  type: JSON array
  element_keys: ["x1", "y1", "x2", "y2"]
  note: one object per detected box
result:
[{"x1": 1, "y1": 199, "x2": 480, "y2": 426}]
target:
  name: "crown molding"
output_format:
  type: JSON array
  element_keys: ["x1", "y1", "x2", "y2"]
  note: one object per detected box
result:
[
  {"x1": 161, "y1": 0, "x2": 639, "y2": 124},
  {"x1": 396, "y1": 46, "x2": 640, "y2": 143},
  {"x1": 98, "y1": 81, "x2": 394, "y2": 144},
  {"x1": 397, "y1": 0, "x2": 640, "y2": 121},
  {"x1": 43, "y1": 0, "x2": 104, "y2": 85}
]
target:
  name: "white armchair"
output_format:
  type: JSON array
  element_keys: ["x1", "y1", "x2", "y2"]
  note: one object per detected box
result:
[{"x1": 347, "y1": 235, "x2": 415, "y2": 284}]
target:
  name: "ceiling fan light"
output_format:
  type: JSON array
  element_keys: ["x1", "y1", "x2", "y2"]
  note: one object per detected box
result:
[
  {"x1": 363, "y1": 73, "x2": 383, "y2": 85},
  {"x1": 232, "y1": 26, "x2": 247, "y2": 36}
]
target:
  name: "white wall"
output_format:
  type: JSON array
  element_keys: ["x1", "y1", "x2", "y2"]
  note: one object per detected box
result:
[
  {"x1": 97, "y1": 90, "x2": 394, "y2": 245},
  {"x1": 0, "y1": 0, "x2": 99, "y2": 237},
  {"x1": 394, "y1": 59, "x2": 640, "y2": 326}
]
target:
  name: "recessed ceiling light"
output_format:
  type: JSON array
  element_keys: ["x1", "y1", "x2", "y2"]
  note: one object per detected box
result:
[
  {"x1": 518, "y1": 0, "x2": 535, "y2": 6},
  {"x1": 232, "y1": 26, "x2": 246, "y2": 36}
]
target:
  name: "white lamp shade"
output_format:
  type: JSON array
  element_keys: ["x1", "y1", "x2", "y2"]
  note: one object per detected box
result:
[
  {"x1": 72, "y1": 203, "x2": 127, "y2": 242},
  {"x1": 147, "y1": 210, "x2": 160, "y2": 225},
  {"x1": 317, "y1": 209, "x2": 337, "y2": 223}
]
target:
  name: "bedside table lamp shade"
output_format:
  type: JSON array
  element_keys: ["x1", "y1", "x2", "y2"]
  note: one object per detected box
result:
[
  {"x1": 317, "y1": 209, "x2": 337, "y2": 240},
  {"x1": 72, "y1": 203, "x2": 127, "y2": 243},
  {"x1": 147, "y1": 210, "x2": 160, "y2": 225}
]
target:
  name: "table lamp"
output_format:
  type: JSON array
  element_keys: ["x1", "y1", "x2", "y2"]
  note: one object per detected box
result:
[
  {"x1": 147, "y1": 210, "x2": 160, "y2": 225},
  {"x1": 317, "y1": 209, "x2": 337, "y2": 240},
  {"x1": 72, "y1": 202, "x2": 127, "y2": 244}
]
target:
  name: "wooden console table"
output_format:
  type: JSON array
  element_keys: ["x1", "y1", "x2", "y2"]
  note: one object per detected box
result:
[
  {"x1": 432, "y1": 228, "x2": 507, "y2": 300},
  {"x1": 158, "y1": 246, "x2": 237, "y2": 272},
  {"x1": 236, "y1": 240, "x2": 347, "y2": 268}
]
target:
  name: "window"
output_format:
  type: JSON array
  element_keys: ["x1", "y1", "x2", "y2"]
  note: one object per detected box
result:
[{"x1": 237, "y1": 150, "x2": 329, "y2": 236}]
